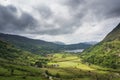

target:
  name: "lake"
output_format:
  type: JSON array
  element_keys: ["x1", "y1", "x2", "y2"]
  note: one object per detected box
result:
[{"x1": 65, "y1": 49, "x2": 84, "y2": 53}]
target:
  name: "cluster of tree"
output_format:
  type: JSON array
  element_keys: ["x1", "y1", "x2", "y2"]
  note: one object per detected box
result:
[
  {"x1": 82, "y1": 41, "x2": 120, "y2": 69},
  {"x1": 0, "y1": 40, "x2": 21, "y2": 60}
]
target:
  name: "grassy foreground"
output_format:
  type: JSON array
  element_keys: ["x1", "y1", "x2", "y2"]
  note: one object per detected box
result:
[
  {"x1": 45, "y1": 53, "x2": 120, "y2": 80},
  {"x1": 0, "y1": 53, "x2": 120, "y2": 80}
]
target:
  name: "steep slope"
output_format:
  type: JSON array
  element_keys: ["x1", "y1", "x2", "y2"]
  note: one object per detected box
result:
[
  {"x1": 0, "y1": 39, "x2": 50, "y2": 80},
  {"x1": 82, "y1": 23, "x2": 120, "y2": 69},
  {"x1": 0, "y1": 33, "x2": 91, "y2": 54},
  {"x1": 0, "y1": 40, "x2": 20, "y2": 60},
  {"x1": 0, "y1": 33, "x2": 62, "y2": 54},
  {"x1": 103, "y1": 23, "x2": 120, "y2": 42},
  {"x1": 0, "y1": 39, "x2": 41, "y2": 63}
]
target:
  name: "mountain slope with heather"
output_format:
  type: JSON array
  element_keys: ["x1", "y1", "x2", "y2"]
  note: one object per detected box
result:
[{"x1": 82, "y1": 23, "x2": 120, "y2": 69}]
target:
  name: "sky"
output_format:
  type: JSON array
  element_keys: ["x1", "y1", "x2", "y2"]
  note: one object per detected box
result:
[{"x1": 0, "y1": 0, "x2": 120, "y2": 44}]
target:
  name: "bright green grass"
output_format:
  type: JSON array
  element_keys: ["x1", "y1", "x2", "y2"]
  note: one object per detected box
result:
[
  {"x1": 48, "y1": 53, "x2": 95, "y2": 70},
  {"x1": 0, "y1": 76, "x2": 47, "y2": 80},
  {"x1": 0, "y1": 53, "x2": 120, "y2": 80},
  {"x1": 46, "y1": 53, "x2": 120, "y2": 80}
]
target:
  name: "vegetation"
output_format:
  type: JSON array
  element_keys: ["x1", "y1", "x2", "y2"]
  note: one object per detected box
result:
[
  {"x1": 45, "y1": 53, "x2": 120, "y2": 80},
  {"x1": 82, "y1": 23, "x2": 120, "y2": 69},
  {"x1": 0, "y1": 40, "x2": 49, "y2": 80},
  {"x1": 0, "y1": 23, "x2": 120, "y2": 80},
  {"x1": 0, "y1": 33, "x2": 91, "y2": 54},
  {"x1": 82, "y1": 41, "x2": 120, "y2": 69},
  {"x1": 0, "y1": 39, "x2": 119, "y2": 80}
]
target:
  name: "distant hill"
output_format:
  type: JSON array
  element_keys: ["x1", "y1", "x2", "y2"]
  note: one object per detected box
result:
[
  {"x1": 0, "y1": 33, "x2": 62, "y2": 54},
  {"x1": 82, "y1": 23, "x2": 120, "y2": 69},
  {"x1": 53, "y1": 41, "x2": 66, "y2": 45},
  {"x1": 0, "y1": 33, "x2": 91, "y2": 54},
  {"x1": 0, "y1": 39, "x2": 39, "y2": 62},
  {"x1": 84, "y1": 41, "x2": 98, "y2": 45},
  {"x1": 65, "y1": 43, "x2": 91, "y2": 50}
]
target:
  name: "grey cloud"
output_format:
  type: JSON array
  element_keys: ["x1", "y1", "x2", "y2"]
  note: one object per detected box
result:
[
  {"x1": 43, "y1": 0, "x2": 120, "y2": 35},
  {"x1": 87, "y1": 0, "x2": 120, "y2": 20},
  {"x1": 30, "y1": 27, "x2": 76, "y2": 35},
  {"x1": 0, "y1": 5, "x2": 37, "y2": 33},
  {"x1": 105, "y1": 0, "x2": 120, "y2": 18},
  {"x1": 28, "y1": 4, "x2": 84, "y2": 35},
  {"x1": 0, "y1": 4, "x2": 78, "y2": 35},
  {"x1": 63, "y1": 0, "x2": 86, "y2": 9},
  {"x1": 62, "y1": 0, "x2": 120, "y2": 20},
  {"x1": 38, "y1": 5, "x2": 53, "y2": 19},
  {"x1": 0, "y1": 0, "x2": 120, "y2": 36}
]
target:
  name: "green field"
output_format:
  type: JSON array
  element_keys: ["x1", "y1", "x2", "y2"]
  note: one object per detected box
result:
[
  {"x1": 0, "y1": 53, "x2": 120, "y2": 80},
  {"x1": 45, "y1": 53, "x2": 120, "y2": 80}
]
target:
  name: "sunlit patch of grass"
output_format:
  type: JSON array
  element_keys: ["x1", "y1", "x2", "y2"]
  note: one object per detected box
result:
[
  {"x1": 0, "y1": 76, "x2": 47, "y2": 80},
  {"x1": 48, "y1": 53, "x2": 95, "y2": 70}
]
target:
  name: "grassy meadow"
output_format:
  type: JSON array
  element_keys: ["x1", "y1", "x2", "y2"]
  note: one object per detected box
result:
[{"x1": 0, "y1": 53, "x2": 120, "y2": 80}]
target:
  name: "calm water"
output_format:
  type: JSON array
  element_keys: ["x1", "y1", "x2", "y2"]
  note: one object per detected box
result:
[{"x1": 65, "y1": 49, "x2": 84, "y2": 53}]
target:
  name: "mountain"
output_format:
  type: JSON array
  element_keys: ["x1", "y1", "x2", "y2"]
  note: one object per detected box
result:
[
  {"x1": 84, "y1": 41, "x2": 98, "y2": 45},
  {"x1": 0, "y1": 39, "x2": 50, "y2": 79},
  {"x1": 65, "y1": 43, "x2": 91, "y2": 50},
  {"x1": 0, "y1": 39, "x2": 41, "y2": 64},
  {"x1": 82, "y1": 23, "x2": 120, "y2": 69},
  {"x1": 53, "y1": 41, "x2": 66, "y2": 45},
  {"x1": 0, "y1": 39, "x2": 19, "y2": 60},
  {"x1": 0, "y1": 33, "x2": 91, "y2": 54},
  {"x1": 103, "y1": 23, "x2": 120, "y2": 42},
  {"x1": 0, "y1": 33, "x2": 62, "y2": 54}
]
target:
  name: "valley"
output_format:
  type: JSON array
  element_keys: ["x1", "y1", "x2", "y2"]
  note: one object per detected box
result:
[
  {"x1": 0, "y1": 24, "x2": 120, "y2": 80},
  {"x1": 0, "y1": 0, "x2": 120, "y2": 79},
  {"x1": 0, "y1": 52, "x2": 120, "y2": 80}
]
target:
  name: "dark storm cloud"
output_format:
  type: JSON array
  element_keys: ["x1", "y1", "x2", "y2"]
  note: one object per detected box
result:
[
  {"x1": 23, "y1": 0, "x2": 120, "y2": 35},
  {"x1": 0, "y1": 0, "x2": 120, "y2": 36},
  {"x1": 0, "y1": 5, "x2": 37, "y2": 33},
  {"x1": 62, "y1": 0, "x2": 120, "y2": 19},
  {"x1": 30, "y1": 13, "x2": 84, "y2": 35},
  {"x1": 103, "y1": 0, "x2": 120, "y2": 18},
  {"x1": 86, "y1": 0, "x2": 120, "y2": 19}
]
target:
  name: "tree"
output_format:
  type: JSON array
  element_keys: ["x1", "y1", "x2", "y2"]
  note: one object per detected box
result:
[
  {"x1": 10, "y1": 69, "x2": 14, "y2": 75},
  {"x1": 55, "y1": 73, "x2": 60, "y2": 78}
]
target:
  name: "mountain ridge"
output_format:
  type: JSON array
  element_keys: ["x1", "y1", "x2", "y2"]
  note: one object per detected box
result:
[
  {"x1": 82, "y1": 23, "x2": 120, "y2": 69},
  {"x1": 0, "y1": 33, "x2": 91, "y2": 54},
  {"x1": 103, "y1": 23, "x2": 120, "y2": 42}
]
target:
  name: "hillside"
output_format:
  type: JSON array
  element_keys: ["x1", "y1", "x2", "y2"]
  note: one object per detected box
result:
[
  {"x1": 53, "y1": 41, "x2": 66, "y2": 45},
  {"x1": 0, "y1": 39, "x2": 120, "y2": 80},
  {"x1": 65, "y1": 43, "x2": 92, "y2": 50},
  {"x1": 82, "y1": 23, "x2": 120, "y2": 69},
  {"x1": 0, "y1": 39, "x2": 51, "y2": 80},
  {"x1": 0, "y1": 33, "x2": 61, "y2": 54},
  {"x1": 0, "y1": 40, "x2": 19, "y2": 60},
  {"x1": 0, "y1": 33, "x2": 91, "y2": 54},
  {"x1": 0, "y1": 39, "x2": 42, "y2": 64},
  {"x1": 103, "y1": 23, "x2": 120, "y2": 42}
]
